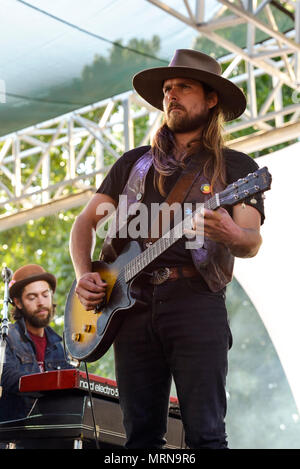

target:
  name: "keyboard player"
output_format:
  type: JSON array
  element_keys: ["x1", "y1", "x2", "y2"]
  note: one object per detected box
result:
[{"x1": 0, "y1": 264, "x2": 73, "y2": 423}]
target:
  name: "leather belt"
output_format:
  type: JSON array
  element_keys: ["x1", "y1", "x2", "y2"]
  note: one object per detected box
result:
[{"x1": 149, "y1": 265, "x2": 199, "y2": 285}]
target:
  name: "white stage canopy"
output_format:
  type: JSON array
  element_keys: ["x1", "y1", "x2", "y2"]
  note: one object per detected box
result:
[{"x1": 234, "y1": 140, "x2": 300, "y2": 413}]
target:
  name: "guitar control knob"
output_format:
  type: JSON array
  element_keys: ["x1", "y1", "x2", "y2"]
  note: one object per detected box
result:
[{"x1": 72, "y1": 333, "x2": 83, "y2": 342}]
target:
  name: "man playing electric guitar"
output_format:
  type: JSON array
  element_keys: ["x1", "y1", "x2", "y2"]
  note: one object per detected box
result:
[{"x1": 69, "y1": 49, "x2": 266, "y2": 449}]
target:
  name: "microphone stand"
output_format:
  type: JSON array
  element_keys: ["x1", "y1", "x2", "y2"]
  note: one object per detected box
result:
[{"x1": 0, "y1": 267, "x2": 12, "y2": 398}]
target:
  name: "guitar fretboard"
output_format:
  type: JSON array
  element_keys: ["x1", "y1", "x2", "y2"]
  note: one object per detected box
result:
[{"x1": 124, "y1": 195, "x2": 218, "y2": 282}]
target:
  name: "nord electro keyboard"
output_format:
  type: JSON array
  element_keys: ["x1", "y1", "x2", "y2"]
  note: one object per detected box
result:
[
  {"x1": 19, "y1": 369, "x2": 121, "y2": 400},
  {"x1": 0, "y1": 369, "x2": 184, "y2": 449}
]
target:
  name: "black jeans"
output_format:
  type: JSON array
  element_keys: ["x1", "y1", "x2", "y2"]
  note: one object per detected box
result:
[{"x1": 113, "y1": 276, "x2": 232, "y2": 449}]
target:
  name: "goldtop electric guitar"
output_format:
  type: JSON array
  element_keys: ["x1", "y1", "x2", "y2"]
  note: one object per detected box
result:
[{"x1": 64, "y1": 167, "x2": 272, "y2": 362}]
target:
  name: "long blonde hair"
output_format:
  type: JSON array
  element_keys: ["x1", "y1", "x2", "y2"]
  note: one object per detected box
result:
[{"x1": 151, "y1": 86, "x2": 227, "y2": 196}]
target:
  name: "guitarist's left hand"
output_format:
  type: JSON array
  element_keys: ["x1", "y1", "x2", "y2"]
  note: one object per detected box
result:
[{"x1": 75, "y1": 272, "x2": 107, "y2": 311}]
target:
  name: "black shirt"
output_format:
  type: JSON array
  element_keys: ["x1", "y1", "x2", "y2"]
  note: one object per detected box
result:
[{"x1": 97, "y1": 146, "x2": 265, "y2": 268}]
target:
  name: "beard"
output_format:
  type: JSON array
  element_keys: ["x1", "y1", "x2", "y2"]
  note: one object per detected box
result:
[
  {"x1": 165, "y1": 105, "x2": 209, "y2": 134},
  {"x1": 22, "y1": 305, "x2": 52, "y2": 328}
]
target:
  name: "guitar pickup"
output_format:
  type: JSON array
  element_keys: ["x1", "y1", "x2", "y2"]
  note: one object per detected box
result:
[
  {"x1": 83, "y1": 324, "x2": 95, "y2": 333},
  {"x1": 72, "y1": 333, "x2": 83, "y2": 342}
]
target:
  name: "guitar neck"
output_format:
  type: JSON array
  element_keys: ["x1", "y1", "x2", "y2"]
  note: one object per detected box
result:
[{"x1": 124, "y1": 195, "x2": 219, "y2": 282}]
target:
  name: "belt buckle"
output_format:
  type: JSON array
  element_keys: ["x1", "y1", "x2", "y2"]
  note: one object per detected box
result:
[{"x1": 150, "y1": 267, "x2": 170, "y2": 285}]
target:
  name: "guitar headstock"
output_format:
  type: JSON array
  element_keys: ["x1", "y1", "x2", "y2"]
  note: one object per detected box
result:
[{"x1": 217, "y1": 166, "x2": 272, "y2": 208}]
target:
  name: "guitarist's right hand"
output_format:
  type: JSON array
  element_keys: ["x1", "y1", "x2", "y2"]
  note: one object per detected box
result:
[{"x1": 75, "y1": 272, "x2": 107, "y2": 311}]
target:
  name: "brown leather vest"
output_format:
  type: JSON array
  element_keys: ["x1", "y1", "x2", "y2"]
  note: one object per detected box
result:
[{"x1": 100, "y1": 149, "x2": 234, "y2": 292}]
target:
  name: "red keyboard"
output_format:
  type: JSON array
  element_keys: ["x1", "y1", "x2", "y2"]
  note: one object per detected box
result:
[{"x1": 19, "y1": 369, "x2": 179, "y2": 406}]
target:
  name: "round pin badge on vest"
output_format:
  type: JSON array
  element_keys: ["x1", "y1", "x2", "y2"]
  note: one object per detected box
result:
[{"x1": 200, "y1": 183, "x2": 211, "y2": 194}]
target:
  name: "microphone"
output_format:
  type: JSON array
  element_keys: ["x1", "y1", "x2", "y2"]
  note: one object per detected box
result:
[{"x1": 1, "y1": 267, "x2": 13, "y2": 283}]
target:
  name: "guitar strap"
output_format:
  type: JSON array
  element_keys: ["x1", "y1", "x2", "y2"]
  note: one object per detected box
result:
[{"x1": 144, "y1": 157, "x2": 204, "y2": 247}]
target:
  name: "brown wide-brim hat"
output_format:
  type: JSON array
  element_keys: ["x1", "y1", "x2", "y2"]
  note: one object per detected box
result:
[
  {"x1": 133, "y1": 49, "x2": 246, "y2": 121},
  {"x1": 9, "y1": 264, "x2": 56, "y2": 299}
]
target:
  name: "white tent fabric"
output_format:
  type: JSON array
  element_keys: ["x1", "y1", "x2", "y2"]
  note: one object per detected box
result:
[{"x1": 234, "y1": 141, "x2": 300, "y2": 412}]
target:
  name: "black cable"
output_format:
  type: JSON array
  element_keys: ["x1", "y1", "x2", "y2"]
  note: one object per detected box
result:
[
  {"x1": 270, "y1": 1, "x2": 295, "y2": 21},
  {"x1": 84, "y1": 361, "x2": 100, "y2": 449},
  {"x1": 5, "y1": 91, "x2": 88, "y2": 107},
  {"x1": 16, "y1": 0, "x2": 168, "y2": 64},
  {"x1": 5, "y1": 91, "x2": 94, "y2": 107}
]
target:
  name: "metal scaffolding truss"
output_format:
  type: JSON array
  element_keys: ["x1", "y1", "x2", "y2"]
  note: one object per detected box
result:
[
  {"x1": 0, "y1": 0, "x2": 299, "y2": 231},
  {"x1": 0, "y1": 91, "x2": 163, "y2": 230}
]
